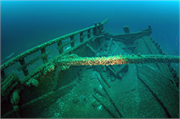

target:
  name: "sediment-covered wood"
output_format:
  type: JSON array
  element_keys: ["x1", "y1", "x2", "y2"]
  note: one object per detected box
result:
[
  {"x1": 1, "y1": 72, "x2": 20, "y2": 101},
  {"x1": 17, "y1": 52, "x2": 50, "y2": 71},
  {"x1": 143, "y1": 36, "x2": 174, "y2": 79},
  {"x1": 86, "y1": 43, "x2": 96, "y2": 53},
  {"x1": 92, "y1": 94, "x2": 120, "y2": 118},
  {"x1": 56, "y1": 54, "x2": 180, "y2": 67},
  {"x1": 2, "y1": 79, "x2": 77, "y2": 118},
  {"x1": 137, "y1": 65, "x2": 179, "y2": 118}
]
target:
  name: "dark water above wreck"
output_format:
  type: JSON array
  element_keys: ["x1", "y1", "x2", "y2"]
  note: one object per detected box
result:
[{"x1": 1, "y1": 1, "x2": 179, "y2": 63}]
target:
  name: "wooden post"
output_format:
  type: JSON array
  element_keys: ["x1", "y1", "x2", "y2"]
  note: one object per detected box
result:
[
  {"x1": 41, "y1": 47, "x2": 48, "y2": 63},
  {"x1": 70, "y1": 35, "x2": 75, "y2": 47},
  {"x1": 19, "y1": 58, "x2": 28, "y2": 76},
  {"x1": 123, "y1": 26, "x2": 130, "y2": 33},
  {"x1": 101, "y1": 24, "x2": 104, "y2": 31},
  {"x1": 99, "y1": 22, "x2": 102, "y2": 34},
  {"x1": 93, "y1": 23, "x2": 97, "y2": 36},
  {"x1": 80, "y1": 32, "x2": 84, "y2": 42},
  {"x1": 148, "y1": 25, "x2": 152, "y2": 30},
  {"x1": 57, "y1": 41, "x2": 63, "y2": 54},
  {"x1": 87, "y1": 29, "x2": 91, "y2": 38},
  {"x1": 1, "y1": 70, "x2": 6, "y2": 80}
]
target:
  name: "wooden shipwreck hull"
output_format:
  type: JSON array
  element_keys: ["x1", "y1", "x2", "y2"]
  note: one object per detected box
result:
[{"x1": 1, "y1": 18, "x2": 179, "y2": 118}]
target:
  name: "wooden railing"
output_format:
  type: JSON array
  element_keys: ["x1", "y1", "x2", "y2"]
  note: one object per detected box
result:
[{"x1": 1, "y1": 18, "x2": 109, "y2": 81}]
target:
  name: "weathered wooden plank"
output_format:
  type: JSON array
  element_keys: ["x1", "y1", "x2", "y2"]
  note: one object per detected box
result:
[
  {"x1": 86, "y1": 43, "x2": 96, "y2": 53},
  {"x1": 143, "y1": 36, "x2": 174, "y2": 79},
  {"x1": 94, "y1": 71, "x2": 123, "y2": 118},
  {"x1": 113, "y1": 28, "x2": 151, "y2": 39},
  {"x1": 133, "y1": 37, "x2": 160, "y2": 70},
  {"x1": 92, "y1": 94, "x2": 120, "y2": 118},
  {"x1": 137, "y1": 64, "x2": 179, "y2": 118}
]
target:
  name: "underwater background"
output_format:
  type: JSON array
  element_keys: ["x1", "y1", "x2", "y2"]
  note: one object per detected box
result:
[{"x1": 1, "y1": 1, "x2": 179, "y2": 70}]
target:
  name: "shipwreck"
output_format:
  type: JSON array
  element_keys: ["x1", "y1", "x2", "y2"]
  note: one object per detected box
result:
[{"x1": 1, "y1": 18, "x2": 179, "y2": 118}]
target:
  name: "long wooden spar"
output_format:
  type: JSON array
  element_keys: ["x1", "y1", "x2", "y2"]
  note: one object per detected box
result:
[{"x1": 55, "y1": 54, "x2": 180, "y2": 67}]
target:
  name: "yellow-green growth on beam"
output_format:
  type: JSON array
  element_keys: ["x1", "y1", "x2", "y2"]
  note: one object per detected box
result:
[{"x1": 56, "y1": 54, "x2": 179, "y2": 66}]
